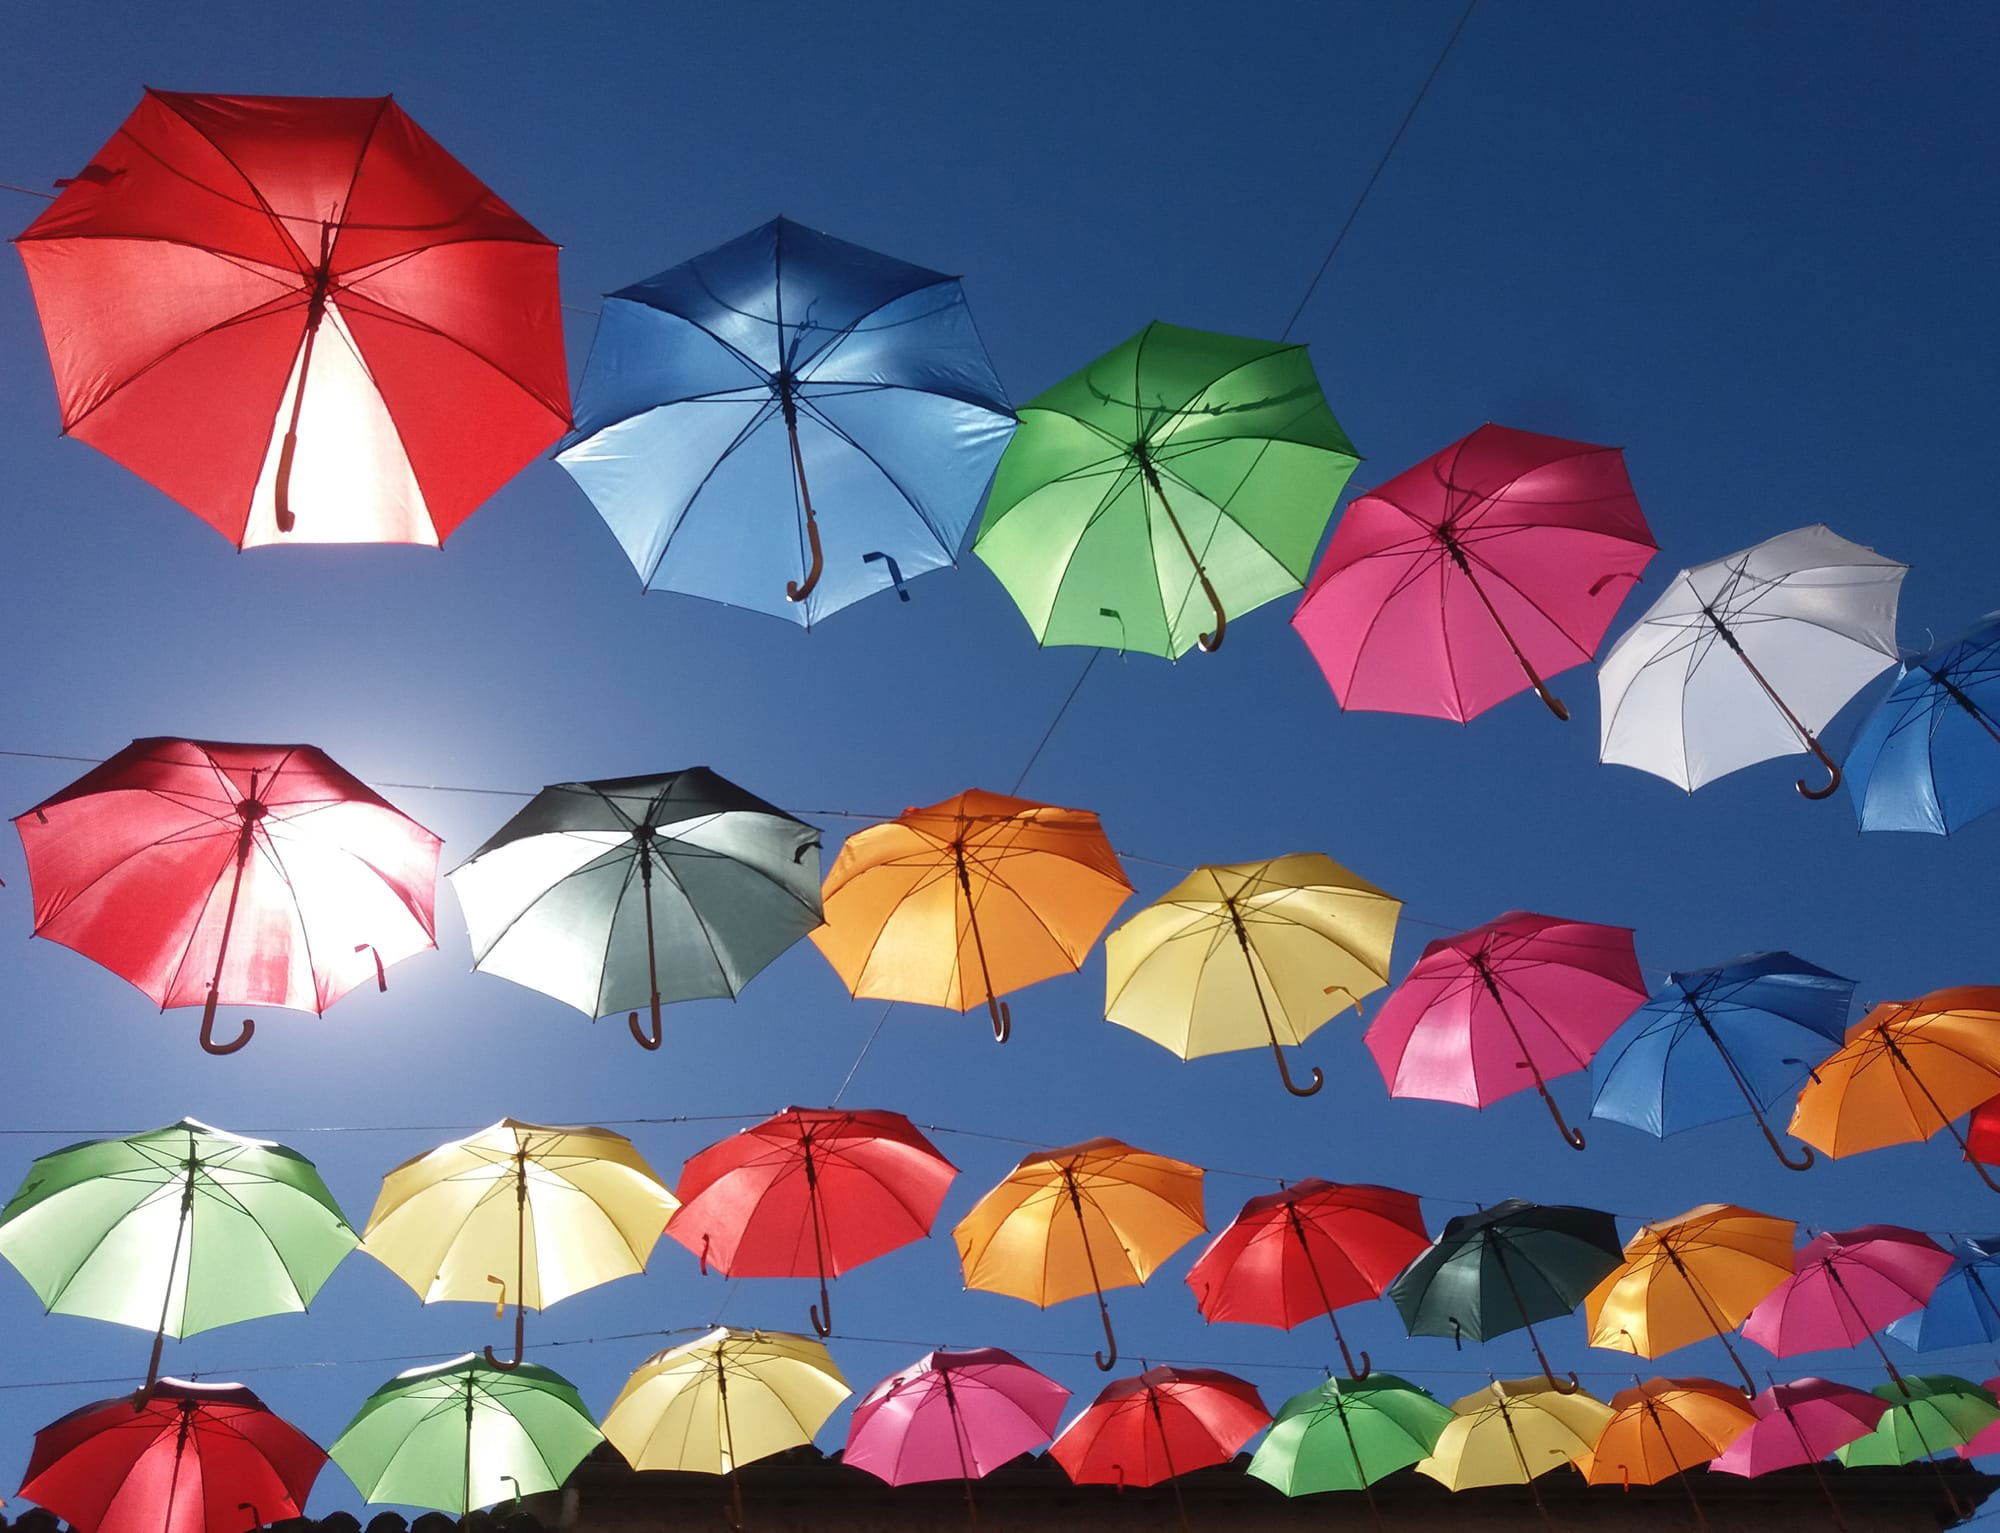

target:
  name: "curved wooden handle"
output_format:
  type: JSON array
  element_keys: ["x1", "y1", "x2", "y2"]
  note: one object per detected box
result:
[
  {"x1": 199, "y1": 990, "x2": 255, "y2": 1055},
  {"x1": 786, "y1": 514, "x2": 825, "y2": 604}
]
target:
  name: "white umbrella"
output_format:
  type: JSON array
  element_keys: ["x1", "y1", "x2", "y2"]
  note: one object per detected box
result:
[{"x1": 1597, "y1": 525, "x2": 1905, "y2": 796}]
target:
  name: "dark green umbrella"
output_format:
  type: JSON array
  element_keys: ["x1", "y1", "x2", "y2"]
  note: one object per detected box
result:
[
  {"x1": 1249, "y1": 1373, "x2": 1452, "y2": 1529},
  {"x1": 1387, "y1": 1199, "x2": 1622, "y2": 1391},
  {"x1": 972, "y1": 322, "x2": 1358, "y2": 658}
]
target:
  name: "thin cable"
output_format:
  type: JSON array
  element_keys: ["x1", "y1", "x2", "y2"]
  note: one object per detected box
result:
[
  {"x1": 0, "y1": 181, "x2": 57, "y2": 201},
  {"x1": 1010, "y1": 652, "x2": 1101, "y2": 795},
  {"x1": 831, "y1": 1003, "x2": 896, "y2": 1106}
]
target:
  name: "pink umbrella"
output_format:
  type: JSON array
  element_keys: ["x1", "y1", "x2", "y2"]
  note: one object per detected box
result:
[
  {"x1": 1364, "y1": 911, "x2": 1647, "y2": 1150},
  {"x1": 1292, "y1": 423, "x2": 1656, "y2": 723},
  {"x1": 1958, "y1": 1376, "x2": 2000, "y2": 1459},
  {"x1": 1742, "y1": 1225, "x2": 1954, "y2": 1387},
  {"x1": 1710, "y1": 1377, "x2": 1891, "y2": 1532}
]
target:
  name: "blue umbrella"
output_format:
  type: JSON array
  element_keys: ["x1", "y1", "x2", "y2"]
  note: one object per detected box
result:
[
  {"x1": 556, "y1": 216, "x2": 1016, "y2": 625},
  {"x1": 1886, "y1": 1236, "x2": 2000, "y2": 1352},
  {"x1": 1846, "y1": 612, "x2": 2000, "y2": 833},
  {"x1": 1589, "y1": 952, "x2": 1854, "y2": 1169}
]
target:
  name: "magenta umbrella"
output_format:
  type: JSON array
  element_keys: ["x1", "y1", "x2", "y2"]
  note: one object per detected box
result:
[
  {"x1": 1363, "y1": 910, "x2": 1647, "y2": 1150},
  {"x1": 1710, "y1": 1377, "x2": 1890, "y2": 1532},
  {"x1": 1292, "y1": 423, "x2": 1656, "y2": 723},
  {"x1": 1958, "y1": 1377, "x2": 2000, "y2": 1459},
  {"x1": 1741, "y1": 1225, "x2": 1954, "y2": 1387}
]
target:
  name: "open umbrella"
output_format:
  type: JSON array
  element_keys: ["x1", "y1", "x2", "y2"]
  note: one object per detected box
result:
[
  {"x1": 18, "y1": 90, "x2": 567, "y2": 546},
  {"x1": 1958, "y1": 1377, "x2": 2000, "y2": 1459},
  {"x1": 1837, "y1": 1375, "x2": 2000, "y2": 1520},
  {"x1": 1597, "y1": 524, "x2": 1906, "y2": 798},
  {"x1": 1293, "y1": 423, "x2": 1656, "y2": 721},
  {"x1": 358, "y1": 1119, "x2": 678, "y2": 1369},
  {"x1": 1973, "y1": 1094, "x2": 2000, "y2": 1162},
  {"x1": 810, "y1": 788, "x2": 1130, "y2": 1042},
  {"x1": 1364, "y1": 911, "x2": 1647, "y2": 1150},
  {"x1": 1103, "y1": 853, "x2": 1401, "y2": 1096},
  {"x1": 1581, "y1": 1376, "x2": 1755, "y2": 1517},
  {"x1": 1416, "y1": 1377, "x2": 1612, "y2": 1525},
  {"x1": 973, "y1": 321, "x2": 1358, "y2": 657},
  {"x1": 953, "y1": 1138, "x2": 1204, "y2": 1371},
  {"x1": 1845, "y1": 611, "x2": 2000, "y2": 833},
  {"x1": 1050, "y1": 1366, "x2": 1268, "y2": 1531},
  {"x1": 556, "y1": 216, "x2": 1015, "y2": 622},
  {"x1": 20, "y1": 1379, "x2": 325, "y2": 1533},
  {"x1": 1886, "y1": 1236, "x2": 2000, "y2": 1352},
  {"x1": 1588, "y1": 952, "x2": 1853, "y2": 1170},
  {"x1": 1247, "y1": 1373, "x2": 1454, "y2": 1528},
  {"x1": 0, "y1": 1119, "x2": 355, "y2": 1387},
  {"x1": 447, "y1": 768, "x2": 821, "y2": 1051},
  {"x1": 1742, "y1": 1225, "x2": 1953, "y2": 1387},
  {"x1": 1710, "y1": 1376, "x2": 1889, "y2": 1531},
  {"x1": 664, "y1": 1106, "x2": 956, "y2": 1336},
  {"x1": 14, "y1": 737, "x2": 440, "y2": 1054}
]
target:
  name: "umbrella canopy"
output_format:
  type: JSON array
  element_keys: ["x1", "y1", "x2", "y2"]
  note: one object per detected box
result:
[
  {"x1": 1293, "y1": 423, "x2": 1656, "y2": 721},
  {"x1": 843, "y1": 1347, "x2": 1070, "y2": 1487},
  {"x1": 1247, "y1": 1373, "x2": 1454, "y2": 1498},
  {"x1": 1789, "y1": 986, "x2": 2000, "y2": 1192},
  {"x1": 329, "y1": 1354, "x2": 601, "y2": 1515},
  {"x1": 600, "y1": 1328, "x2": 849, "y2": 1474},
  {"x1": 358, "y1": 1118, "x2": 678, "y2": 1368},
  {"x1": 1846, "y1": 611, "x2": 2000, "y2": 833},
  {"x1": 556, "y1": 216, "x2": 1015, "y2": 623},
  {"x1": 1709, "y1": 1377, "x2": 1891, "y2": 1477},
  {"x1": 1103, "y1": 853, "x2": 1401, "y2": 1096},
  {"x1": 810, "y1": 788, "x2": 1131, "y2": 1041},
  {"x1": 20, "y1": 1379, "x2": 324, "y2": 1533},
  {"x1": 664, "y1": 1106, "x2": 956, "y2": 1336},
  {"x1": 1973, "y1": 1094, "x2": 2000, "y2": 1162},
  {"x1": 1049, "y1": 1365, "x2": 1269, "y2": 1489},
  {"x1": 1958, "y1": 1377, "x2": 2000, "y2": 1459},
  {"x1": 953, "y1": 1137, "x2": 1205, "y2": 1372},
  {"x1": 1364, "y1": 911, "x2": 1647, "y2": 1149},
  {"x1": 1581, "y1": 1376, "x2": 1755, "y2": 1488},
  {"x1": 1585, "y1": 1202, "x2": 1796, "y2": 1392},
  {"x1": 1388, "y1": 1199, "x2": 1622, "y2": 1389},
  {"x1": 0, "y1": 1119, "x2": 354, "y2": 1383},
  {"x1": 1597, "y1": 524, "x2": 1906, "y2": 797},
  {"x1": 1742, "y1": 1225, "x2": 1954, "y2": 1385},
  {"x1": 1186, "y1": 1179, "x2": 1428, "y2": 1378},
  {"x1": 18, "y1": 90, "x2": 567, "y2": 547},
  {"x1": 447, "y1": 768, "x2": 822, "y2": 1051},
  {"x1": 973, "y1": 321, "x2": 1358, "y2": 658},
  {"x1": 1835, "y1": 1376, "x2": 2000, "y2": 1466},
  {"x1": 1416, "y1": 1378, "x2": 1612, "y2": 1492},
  {"x1": 1588, "y1": 951, "x2": 1853, "y2": 1169},
  {"x1": 13, "y1": 737, "x2": 440, "y2": 1054},
  {"x1": 1886, "y1": 1235, "x2": 2000, "y2": 1352}
]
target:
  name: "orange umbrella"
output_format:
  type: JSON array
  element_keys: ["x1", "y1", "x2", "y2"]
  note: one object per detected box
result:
[
  {"x1": 1581, "y1": 1376, "x2": 1756, "y2": 1528},
  {"x1": 1585, "y1": 1204, "x2": 1795, "y2": 1394},
  {"x1": 810, "y1": 788, "x2": 1131, "y2": 1042},
  {"x1": 953, "y1": 1138, "x2": 1204, "y2": 1372},
  {"x1": 1789, "y1": 987, "x2": 2000, "y2": 1193}
]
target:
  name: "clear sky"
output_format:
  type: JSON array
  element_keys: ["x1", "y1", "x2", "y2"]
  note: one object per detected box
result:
[{"x1": 0, "y1": 0, "x2": 1996, "y2": 1517}]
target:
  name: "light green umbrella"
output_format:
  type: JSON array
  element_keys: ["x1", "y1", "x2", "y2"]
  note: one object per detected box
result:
[
  {"x1": 0, "y1": 1118, "x2": 356, "y2": 1383},
  {"x1": 972, "y1": 321, "x2": 1358, "y2": 659},
  {"x1": 1248, "y1": 1373, "x2": 1453, "y2": 1527},
  {"x1": 330, "y1": 1354, "x2": 603, "y2": 1514},
  {"x1": 1835, "y1": 1375, "x2": 2000, "y2": 1465}
]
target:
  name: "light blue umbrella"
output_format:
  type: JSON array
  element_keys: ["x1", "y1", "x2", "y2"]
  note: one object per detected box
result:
[
  {"x1": 556, "y1": 216, "x2": 1016, "y2": 625},
  {"x1": 1588, "y1": 952, "x2": 1853, "y2": 1169},
  {"x1": 1886, "y1": 1236, "x2": 2000, "y2": 1352},
  {"x1": 1846, "y1": 612, "x2": 2000, "y2": 833}
]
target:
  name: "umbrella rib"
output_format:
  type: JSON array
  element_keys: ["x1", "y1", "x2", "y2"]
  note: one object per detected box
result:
[
  {"x1": 133, "y1": 102, "x2": 315, "y2": 273},
  {"x1": 645, "y1": 399, "x2": 787, "y2": 584},
  {"x1": 328, "y1": 285, "x2": 571, "y2": 418}
]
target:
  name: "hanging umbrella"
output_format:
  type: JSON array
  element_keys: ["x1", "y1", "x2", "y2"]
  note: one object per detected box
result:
[
  {"x1": 18, "y1": 90, "x2": 567, "y2": 546},
  {"x1": 1973, "y1": 1094, "x2": 2000, "y2": 1162},
  {"x1": 1789, "y1": 986, "x2": 2000, "y2": 1193},
  {"x1": 1709, "y1": 1376, "x2": 1889, "y2": 1531},
  {"x1": 1364, "y1": 911, "x2": 1647, "y2": 1149},
  {"x1": 1103, "y1": 853, "x2": 1401, "y2": 1096},
  {"x1": 1581, "y1": 1376, "x2": 1755, "y2": 1515},
  {"x1": 447, "y1": 768, "x2": 822, "y2": 1051},
  {"x1": 20, "y1": 1379, "x2": 325, "y2": 1533},
  {"x1": 1186, "y1": 1178, "x2": 1429, "y2": 1378},
  {"x1": 1293, "y1": 423, "x2": 1656, "y2": 721},
  {"x1": 843, "y1": 1347, "x2": 1069, "y2": 1503},
  {"x1": 1588, "y1": 952, "x2": 1853, "y2": 1170},
  {"x1": 1886, "y1": 1236, "x2": 2000, "y2": 1352},
  {"x1": 13, "y1": 737, "x2": 440, "y2": 1054},
  {"x1": 1585, "y1": 1203, "x2": 1796, "y2": 1393},
  {"x1": 1050, "y1": 1366, "x2": 1268, "y2": 1531},
  {"x1": 329, "y1": 1354, "x2": 602, "y2": 1515},
  {"x1": 358, "y1": 1119, "x2": 678, "y2": 1368},
  {"x1": 0, "y1": 1119, "x2": 354, "y2": 1386},
  {"x1": 810, "y1": 788, "x2": 1131, "y2": 1042},
  {"x1": 1845, "y1": 611, "x2": 2000, "y2": 833},
  {"x1": 1416, "y1": 1377, "x2": 1612, "y2": 1527},
  {"x1": 1958, "y1": 1376, "x2": 2000, "y2": 1459},
  {"x1": 556, "y1": 216, "x2": 1015, "y2": 623},
  {"x1": 1741, "y1": 1225, "x2": 1954, "y2": 1388},
  {"x1": 953, "y1": 1138, "x2": 1204, "y2": 1371},
  {"x1": 1247, "y1": 1373, "x2": 1454, "y2": 1527},
  {"x1": 973, "y1": 321, "x2": 1358, "y2": 657},
  {"x1": 1597, "y1": 524, "x2": 1906, "y2": 797},
  {"x1": 1837, "y1": 1374, "x2": 2000, "y2": 1519},
  {"x1": 1388, "y1": 1199, "x2": 1622, "y2": 1392},
  {"x1": 663, "y1": 1106, "x2": 956, "y2": 1336}
]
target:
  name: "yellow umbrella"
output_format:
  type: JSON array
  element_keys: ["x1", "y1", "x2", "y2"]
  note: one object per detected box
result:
[
  {"x1": 1417, "y1": 1376, "x2": 1612, "y2": 1523},
  {"x1": 1789, "y1": 986, "x2": 2000, "y2": 1193},
  {"x1": 1580, "y1": 1376, "x2": 1756, "y2": 1510},
  {"x1": 359, "y1": 1118, "x2": 679, "y2": 1367},
  {"x1": 1103, "y1": 853, "x2": 1400, "y2": 1097},
  {"x1": 1584, "y1": 1203, "x2": 1794, "y2": 1393},
  {"x1": 953, "y1": 1137, "x2": 1204, "y2": 1372}
]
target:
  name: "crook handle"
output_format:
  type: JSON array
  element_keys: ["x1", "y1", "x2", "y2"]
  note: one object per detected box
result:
[
  {"x1": 355, "y1": 942, "x2": 387, "y2": 992},
  {"x1": 628, "y1": 998, "x2": 663, "y2": 1051},
  {"x1": 274, "y1": 432, "x2": 300, "y2": 534},
  {"x1": 1273, "y1": 1045, "x2": 1324, "y2": 1097},
  {"x1": 987, "y1": 993, "x2": 1011, "y2": 1044},
  {"x1": 199, "y1": 988, "x2": 255, "y2": 1055},
  {"x1": 1093, "y1": 1291, "x2": 1118, "y2": 1372},
  {"x1": 786, "y1": 514, "x2": 825, "y2": 605},
  {"x1": 1752, "y1": 1110, "x2": 1816, "y2": 1171},
  {"x1": 1529, "y1": 674, "x2": 1570, "y2": 721},
  {"x1": 1334, "y1": 1330, "x2": 1372, "y2": 1380},
  {"x1": 482, "y1": 1276, "x2": 525, "y2": 1369},
  {"x1": 1523, "y1": 1063, "x2": 1586, "y2": 1149},
  {"x1": 1195, "y1": 566, "x2": 1228, "y2": 653},
  {"x1": 810, "y1": 1270, "x2": 833, "y2": 1337},
  {"x1": 1794, "y1": 736, "x2": 1842, "y2": 800}
]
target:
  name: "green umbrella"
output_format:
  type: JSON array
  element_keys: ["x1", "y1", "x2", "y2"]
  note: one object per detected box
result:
[
  {"x1": 1249, "y1": 1373, "x2": 1453, "y2": 1524},
  {"x1": 0, "y1": 1119, "x2": 355, "y2": 1383},
  {"x1": 972, "y1": 321, "x2": 1358, "y2": 658},
  {"x1": 329, "y1": 1354, "x2": 603, "y2": 1514},
  {"x1": 1836, "y1": 1375, "x2": 2000, "y2": 1465}
]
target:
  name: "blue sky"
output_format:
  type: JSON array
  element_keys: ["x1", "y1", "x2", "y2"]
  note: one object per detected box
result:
[{"x1": 0, "y1": 0, "x2": 1996, "y2": 1516}]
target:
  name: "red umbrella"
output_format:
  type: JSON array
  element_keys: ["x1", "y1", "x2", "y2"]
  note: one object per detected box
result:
[
  {"x1": 1969, "y1": 1094, "x2": 2000, "y2": 1164},
  {"x1": 1292, "y1": 423, "x2": 1656, "y2": 722},
  {"x1": 1741, "y1": 1225, "x2": 1954, "y2": 1387},
  {"x1": 664, "y1": 1106, "x2": 956, "y2": 1335},
  {"x1": 1051, "y1": 1366, "x2": 1269, "y2": 1530},
  {"x1": 1184, "y1": 1179, "x2": 1429, "y2": 1378},
  {"x1": 13, "y1": 738, "x2": 441, "y2": 1054},
  {"x1": 17, "y1": 90, "x2": 568, "y2": 547},
  {"x1": 1364, "y1": 911, "x2": 1647, "y2": 1150},
  {"x1": 20, "y1": 1378, "x2": 325, "y2": 1533}
]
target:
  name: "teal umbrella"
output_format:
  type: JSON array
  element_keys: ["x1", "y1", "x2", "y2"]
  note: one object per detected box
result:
[{"x1": 1248, "y1": 1373, "x2": 1453, "y2": 1528}]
